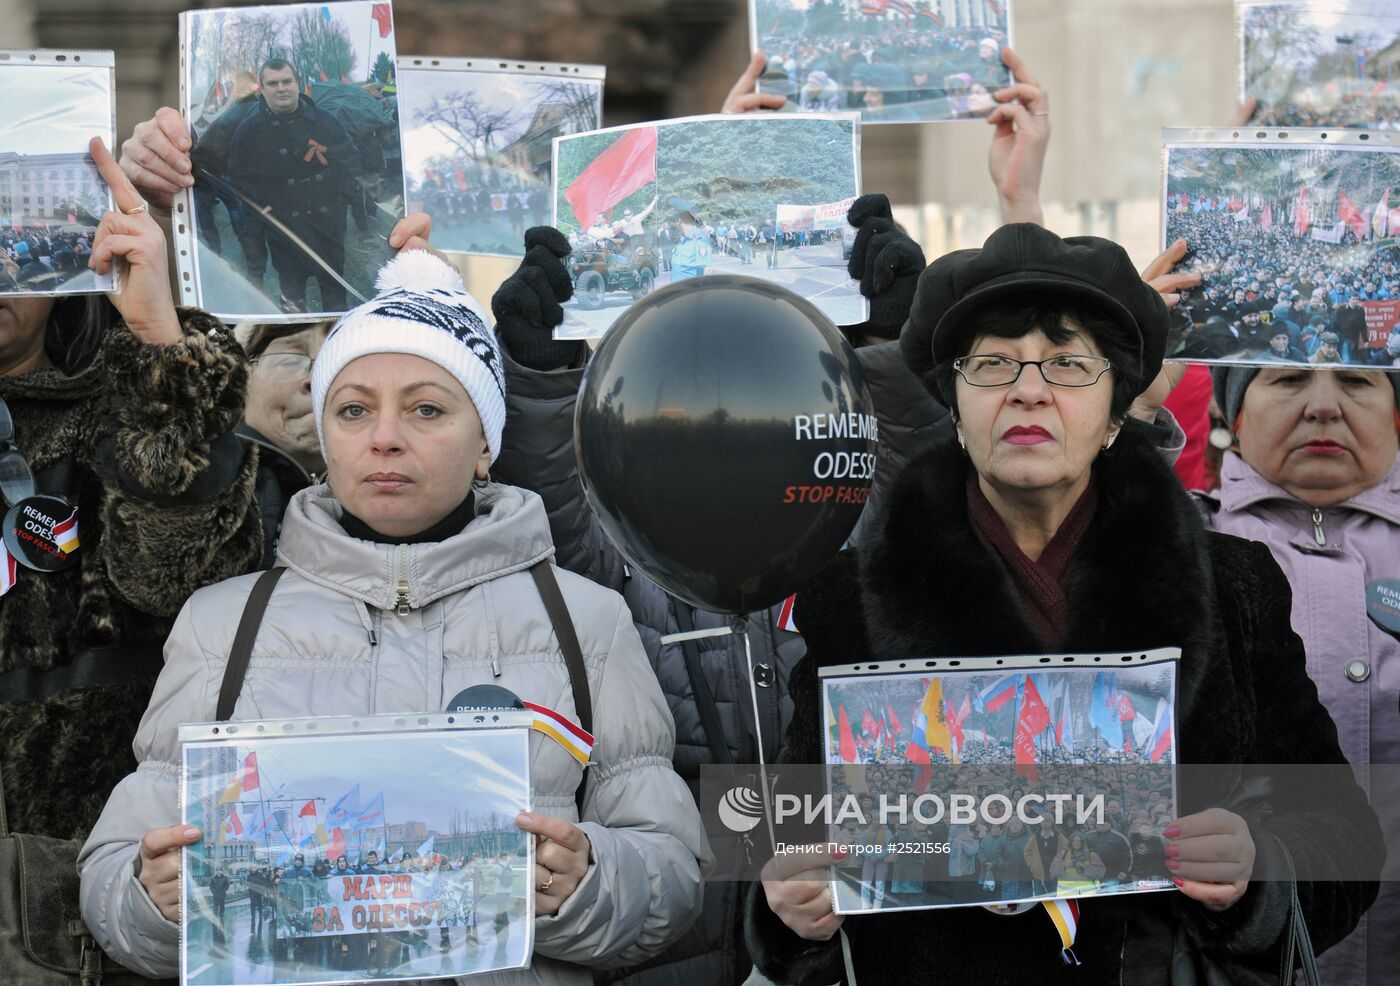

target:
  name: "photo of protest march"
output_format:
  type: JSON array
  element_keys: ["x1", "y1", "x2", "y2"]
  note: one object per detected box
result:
[
  {"x1": 181, "y1": 2, "x2": 405, "y2": 320},
  {"x1": 552, "y1": 114, "x2": 864, "y2": 338},
  {"x1": 0, "y1": 54, "x2": 114, "y2": 295},
  {"x1": 751, "y1": 0, "x2": 1010, "y2": 123},
  {"x1": 182, "y1": 728, "x2": 532, "y2": 985},
  {"x1": 1164, "y1": 137, "x2": 1400, "y2": 367},
  {"x1": 821, "y1": 660, "x2": 1178, "y2": 913},
  {"x1": 400, "y1": 63, "x2": 602, "y2": 258},
  {"x1": 1241, "y1": 0, "x2": 1400, "y2": 129}
]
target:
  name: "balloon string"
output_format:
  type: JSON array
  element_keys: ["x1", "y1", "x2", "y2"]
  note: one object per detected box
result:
[{"x1": 738, "y1": 618, "x2": 778, "y2": 850}]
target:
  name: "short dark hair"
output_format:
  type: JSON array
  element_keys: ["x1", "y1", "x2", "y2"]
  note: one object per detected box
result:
[
  {"x1": 259, "y1": 58, "x2": 299, "y2": 85},
  {"x1": 932, "y1": 297, "x2": 1142, "y2": 423}
]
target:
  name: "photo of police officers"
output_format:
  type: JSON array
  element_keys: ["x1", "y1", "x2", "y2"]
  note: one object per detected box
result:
[{"x1": 183, "y1": 2, "x2": 405, "y2": 318}]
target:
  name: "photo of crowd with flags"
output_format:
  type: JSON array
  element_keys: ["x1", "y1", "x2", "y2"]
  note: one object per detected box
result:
[
  {"x1": 551, "y1": 114, "x2": 864, "y2": 338},
  {"x1": 180, "y1": 728, "x2": 532, "y2": 985},
  {"x1": 179, "y1": 2, "x2": 405, "y2": 320},
  {"x1": 1163, "y1": 139, "x2": 1400, "y2": 367},
  {"x1": 750, "y1": 0, "x2": 1011, "y2": 123},
  {"x1": 820, "y1": 662, "x2": 1177, "y2": 912},
  {"x1": 399, "y1": 65, "x2": 603, "y2": 257},
  {"x1": 1240, "y1": 0, "x2": 1400, "y2": 129}
]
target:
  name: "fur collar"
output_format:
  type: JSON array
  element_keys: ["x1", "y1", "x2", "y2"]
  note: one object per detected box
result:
[{"x1": 858, "y1": 425, "x2": 1236, "y2": 763}]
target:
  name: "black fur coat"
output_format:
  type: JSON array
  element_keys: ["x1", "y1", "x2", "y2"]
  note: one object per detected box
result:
[
  {"x1": 746, "y1": 426, "x2": 1382, "y2": 986},
  {"x1": 0, "y1": 311, "x2": 261, "y2": 841}
]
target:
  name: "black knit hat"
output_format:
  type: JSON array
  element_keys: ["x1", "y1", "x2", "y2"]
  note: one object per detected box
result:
[{"x1": 901, "y1": 223, "x2": 1169, "y2": 403}]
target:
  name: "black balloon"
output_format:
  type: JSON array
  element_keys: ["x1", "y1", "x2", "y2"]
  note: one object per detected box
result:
[{"x1": 575, "y1": 275, "x2": 876, "y2": 614}]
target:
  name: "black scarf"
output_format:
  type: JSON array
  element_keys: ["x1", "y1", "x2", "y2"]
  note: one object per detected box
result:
[{"x1": 341, "y1": 492, "x2": 476, "y2": 545}]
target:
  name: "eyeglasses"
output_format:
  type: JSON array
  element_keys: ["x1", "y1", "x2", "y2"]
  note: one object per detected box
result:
[
  {"x1": 0, "y1": 398, "x2": 36, "y2": 507},
  {"x1": 952, "y1": 354, "x2": 1113, "y2": 388},
  {"x1": 252, "y1": 353, "x2": 314, "y2": 376}
]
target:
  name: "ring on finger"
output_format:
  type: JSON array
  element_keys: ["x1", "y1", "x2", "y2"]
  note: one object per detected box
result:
[
  {"x1": 123, "y1": 200, "x2": 150, "y2": 216},
  {"x1": 537, "y1": 871, "x2": 555, "y2": 893}
]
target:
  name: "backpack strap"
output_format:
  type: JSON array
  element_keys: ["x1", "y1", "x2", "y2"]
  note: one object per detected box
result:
[
  {"x1": 672, "y1": 601, "x2": 735, "y2": 765},
  {"x1": 217, "y1": 567, "x2": 286, "y2": 721},
  {"x1": 529, "y1": 561, "x2": 592, "y2": 817}
]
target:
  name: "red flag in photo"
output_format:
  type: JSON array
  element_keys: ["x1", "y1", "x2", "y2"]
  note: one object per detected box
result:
[
  {"x1": 223, "y1": 807, "x2": 243, "y2": 839},
  {"x1": 1258, "y1": 203, "x2": 1273, "y2": 230},
  {"x1": 564, "y1": 126, "x2": 658, "y2": 229},
  {"x1": 371, "y1": 3, "x2": 393, "y2": 38},
  {"x1": 326, "y1": 826, "x2": 346, "y2": 860},
  {"x1": 1338, "y1": 191, "x2": 1370, "y2": 240},
  {"x1": 1013, "y1": 676, "x2": 1049, "y2": 780},
  {"x1": 838, "y1": 704, "x2": 857, "y2": 762},
  {"x1": 885, "y1": 703, "x2": 902, "y2": 737},
  {"x1": 1117, "y1": 693, "x2": 1137, "y2": 722},
  {"x1": 862, "y1": 708, "x2": 877, "y2": 738},
  {"x1": 298, "y1": 799, "x2": 317, "y2": 818},
  {"x1": 1294, "y1": 186, "x2": 1310, "y2": 236}
]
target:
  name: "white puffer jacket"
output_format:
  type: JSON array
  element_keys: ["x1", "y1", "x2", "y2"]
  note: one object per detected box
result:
[{"x1": 78, "y1": 482, "x2": 711, "y2": 983}]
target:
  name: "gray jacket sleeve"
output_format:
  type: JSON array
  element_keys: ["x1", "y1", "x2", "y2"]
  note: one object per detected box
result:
[
  {"x1": 532, "y1": 601, "x2": 712, "y2": 967},
  {"x1": 78, "y1": 598, "x2": 220, "y2": 978},
  {"x1": 494, "y1": 348, "x2": 627, "y2": 590}
]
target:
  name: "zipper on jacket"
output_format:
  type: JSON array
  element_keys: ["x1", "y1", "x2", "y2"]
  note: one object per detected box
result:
[
  {"x1": 394, "y1": 545, "x2": 410, "y2": 615},
  {"x1": 1311, "y1": 507, "x2": 1326, "y2": 547}
]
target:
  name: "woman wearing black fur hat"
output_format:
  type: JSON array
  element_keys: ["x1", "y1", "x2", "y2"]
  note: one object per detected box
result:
[{"x1": 746, "y1": 222, "x2": 1382, "y2": 985}]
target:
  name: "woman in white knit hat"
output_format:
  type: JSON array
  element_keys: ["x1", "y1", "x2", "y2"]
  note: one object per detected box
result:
[{"x1": 77, "y1": 249, "x2": 710, "y2": 985}]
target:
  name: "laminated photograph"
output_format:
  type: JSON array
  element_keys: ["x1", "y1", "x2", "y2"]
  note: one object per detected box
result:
[
  {"x1": 1239, "y1": 0, "x2": 1399, "y2": 128},
  {"x1": 818, "y1": 650, "x2": 1180, "y2": 914},
  {"x1": 1162, "y1": 127, "x2": 1400, "y2": 368},
  {"x1": 0, "y1": 50, "x2": 115, "y2": 295},
  {"x1": 180, "y1": 714, "x2": 533, "y2": 986},
  {"x1": 750, "y1": 0, "x2": 1012, "y2": 123},
  {"x1": 551, "y1": 112, "x2": 865, "y2": 339},
  {"x1": 175, "y1": 1, "x2": 406, "y2": 322},
  {"x1": 398, "y1": 57, "x2": 603, "y2": 258}
]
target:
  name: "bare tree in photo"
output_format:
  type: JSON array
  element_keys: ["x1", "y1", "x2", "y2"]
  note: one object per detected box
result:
[
  {"x1": 526, "y1": 79, "x2": 600, "y2": 134},
  {"x1": 223, "y1": 12, "x2": 283, "y2": 80},
  {"x1": 288, "y1": 7, "x2": 358, "y2": 86},
  {"x1": 415, "y1": 90, "x2": 523, "y2": 160}
]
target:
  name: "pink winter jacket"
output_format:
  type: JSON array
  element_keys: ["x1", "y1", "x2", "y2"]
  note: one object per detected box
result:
[{"x1": 1196, "y1": 451, "x2": 1400, "y2": 984}]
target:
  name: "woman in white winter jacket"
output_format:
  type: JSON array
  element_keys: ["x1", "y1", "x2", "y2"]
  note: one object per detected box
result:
[{"x1": 77, "y1": 251, "x2": 710, "y2": 984}]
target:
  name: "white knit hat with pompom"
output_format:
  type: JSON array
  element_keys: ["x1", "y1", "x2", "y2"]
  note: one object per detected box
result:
[{"x1": 310, "y1": 250, "x2": 506, "y2": 462}]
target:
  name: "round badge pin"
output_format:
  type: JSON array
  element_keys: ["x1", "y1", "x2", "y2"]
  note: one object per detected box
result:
[
  {"x1": 1366, "y1": 579, "x2": 1400, "y2": 637},
  {"x1": 3, "y1": 495, "x2": 79, "y2": 572}
]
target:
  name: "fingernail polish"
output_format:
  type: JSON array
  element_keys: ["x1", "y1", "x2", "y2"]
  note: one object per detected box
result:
[
  {"x1": 1172, "y1": 879, "x2": 1184, "y2": 888},
  {"x1": 832, "y1": 849, "x2": 847, "y2": 862},
  {"x1": 1166, "y1": 858, "x2": 1180, "y2": 871},
  {"x1": 1164, "y1": 843, "x2": 1180, "y2": 858},
  {"x1": 1162, "y1": 825, "x2": 1182, "y2": 838}
]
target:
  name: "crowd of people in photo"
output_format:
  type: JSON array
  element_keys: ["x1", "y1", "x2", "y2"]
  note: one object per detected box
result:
[
  {"x1": 413, "y1": 177, "x2": 551, "y2": 241},
  {"x1": 1167, "y1": 206, "x2": 1400, "y2": 366},
  {"x1": 0, "y1": 227, "x2": 95, "y2": 290},
  {"x1": 826, "y1": 761, "x2": 1174, "y2": 910},
  {"x1": 759, "y1": 26, "x2": 1009, "y2": 119},
  {"x1": 0, "y1": 16, "x2": 1396, "y2": 986}
]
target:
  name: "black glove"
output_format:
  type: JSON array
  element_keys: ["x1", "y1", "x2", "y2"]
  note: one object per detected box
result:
[
  {"x1": 491, "y1": 227, "x2": 585, "y2": 371},
  {"x1": 846, "y1": 193, "x2": 926, "y2": 339}
]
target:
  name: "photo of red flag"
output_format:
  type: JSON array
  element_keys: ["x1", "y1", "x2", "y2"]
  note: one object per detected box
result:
[
  {"x1": 1117, "y1": 693, "x2": 1137, "y2": 721},
  {"x1": 1294, "y1": 186, "x2": 1310, "y2": 236},
  {"x1": 1338, "y1": 190, "x2": 1370, "y2": 240},
  {"x1": 298, "y1": 799, "x2": 317, "y2": 818},
  {"x1": 565, "y1": 125, "x2": 657, "y2": 228},
  {"x1": 370, "y1": 3, "x2": 393, "y2": 38},
  {"x1": 838, "y1": 704, "x2": 857, "y2": 762},
  {"x1": 1013, "y1": 676, "x2": 1050, "y2": 780}
]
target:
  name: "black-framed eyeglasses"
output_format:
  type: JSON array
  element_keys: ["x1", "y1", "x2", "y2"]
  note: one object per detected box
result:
[
  {"x1": 0, "y1": 398, "x2": 36, "y2": 508},
  {"x1": 251, "y1": 353, "x2": 315, "y2": 376},
  {"x1": 952, "y1": 354, "x2": 1113, "y2": 388}
]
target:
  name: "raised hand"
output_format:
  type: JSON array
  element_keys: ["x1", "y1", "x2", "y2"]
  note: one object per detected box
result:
[
  {"x1": 986, "y1": 48, "x2": 1050, "y2": 226},
  {"x1": 491, "y1": 227, "x2": 583, "y2": 371}
]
